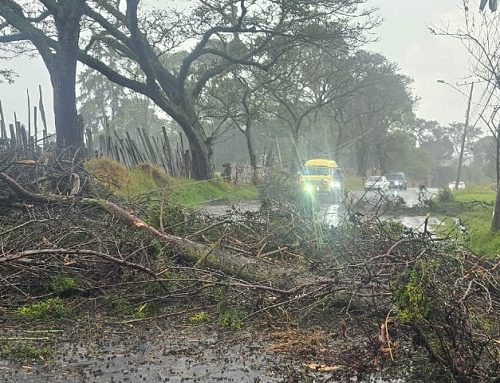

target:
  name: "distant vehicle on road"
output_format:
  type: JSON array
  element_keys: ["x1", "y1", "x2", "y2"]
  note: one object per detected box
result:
[
  {"x1": 364, "y1": 176, "x2": 390, "y2": 192},
  {"x1": 386, "y1": 172, "x2": 407, "y2": 190},
  {"x1": 300, "y1": 159, "x2": 344, "y2": 195},
  {"x1": 448, "y1": 181, "x2": 466, "y2": 190}
]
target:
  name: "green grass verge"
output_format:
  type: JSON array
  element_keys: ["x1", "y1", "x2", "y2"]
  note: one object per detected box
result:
[
  {"x1": 87, "y1": 159, "x2": 258, "y2": 206},
  {"x1": 457, "y1": 208, "x2": 500, "y2": 256},
  {"x1": 125, "y1": 173, "x2": 259, "y2": 206},
  {"x1": 452, "y1": 184, "x2": 497, "y2": 204},
  {"x1": 431, "y1": 185, "x2": 500, "y2": 258},
  {"x1": 344, "y1": 175, "x2": 363, "y2": 191}
]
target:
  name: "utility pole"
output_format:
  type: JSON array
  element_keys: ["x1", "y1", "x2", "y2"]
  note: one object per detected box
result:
[{"x1": 455, "y1": 82, "x2": 474, "y2": 190}]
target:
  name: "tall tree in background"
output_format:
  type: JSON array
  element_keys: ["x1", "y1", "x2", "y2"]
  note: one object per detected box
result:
[
  {"x1": 268, "y1": 45, "x2": 356, "y2": 170},
  {"x1": 0, "y1": 0, "x2": 85, "y2": 150},
  {"x1": 231, "y1": 72, "x2": 273, "y2": 170},
  {"x1": 77, "y1": 56, "x2": 126, "y2": 132},
  {"x1": 329, "y1": 52, "x2": 415, "y2": 175},
  {"x1": 73, "y1": 0, "x2": 376, "y2": 179}
]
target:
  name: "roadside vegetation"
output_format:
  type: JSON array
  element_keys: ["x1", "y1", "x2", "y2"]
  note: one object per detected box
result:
[
  {"x1": 430, "y1": 184, "x2": 500, "y2": 257},
  {"x1": 86, "y1": 157, "x2": 258, "y2": 207}
]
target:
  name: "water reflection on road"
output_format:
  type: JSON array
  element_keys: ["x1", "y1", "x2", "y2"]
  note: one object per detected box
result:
[
  {"x1": 322, "y1": 187, "x2": 440, "y2": 230},
  {"x1": 202, "y1": 188, "x2": 441, "y2": 233}
]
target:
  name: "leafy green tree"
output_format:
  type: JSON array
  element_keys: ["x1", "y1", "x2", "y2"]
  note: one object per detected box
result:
[
  {"x1": 472, "y1": 136, "x2": 497, "y2": 182},
  {"x1": 412, "y1": 118, "x2": 454, "y2": 166},
  {"x1": 378, "y1": 130, "x2": 435, "y2": 181},
  {"x1": 78, "y1": 60, "x2": 125, "y2": 132},
  {"x1": 73, "y1": 0, "x2": 377, "y2": 179},
  {"x1": 328, "y1": 52, "x2": 415, "y2": 176},
  {"x1": 268, "y1": 44, "x2": 356, "y2": 170}
]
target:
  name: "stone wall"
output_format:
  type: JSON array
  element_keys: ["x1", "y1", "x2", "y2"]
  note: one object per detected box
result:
[{"x1": 221, "y1": 163, "x2": 271, "y2": 184}]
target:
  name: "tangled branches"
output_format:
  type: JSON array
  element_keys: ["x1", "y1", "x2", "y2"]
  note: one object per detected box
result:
[{"x1": 0, "y1": 151, "x2": 499, "y2": 381}]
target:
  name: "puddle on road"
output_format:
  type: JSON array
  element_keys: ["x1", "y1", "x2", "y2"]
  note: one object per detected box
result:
[{"x1": 383, "y1": 215, "x2": 444, "y2": 232}]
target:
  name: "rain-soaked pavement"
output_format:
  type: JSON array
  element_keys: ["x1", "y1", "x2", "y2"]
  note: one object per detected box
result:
[
  {"x1": 203, "y1": 187, "x2": 442, "y2": 232},
  {"x1": 0, "y1": 323, "x2": 406, "y2": 383},
  {"x1": 0, "y1": 326, "x2": 285, "y2": 383}
]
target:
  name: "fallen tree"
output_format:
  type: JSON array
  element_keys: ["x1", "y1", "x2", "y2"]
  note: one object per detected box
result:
[
  {"x1": 0, "y1": 170, "x2": 329, "y2": 290},
  {"x1": 0, "y1": 154, "x2": 499, "y2": 381}
]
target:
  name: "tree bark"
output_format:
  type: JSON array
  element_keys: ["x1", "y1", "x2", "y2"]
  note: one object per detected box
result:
[
  {"x1": 181, "y1": 120, "x2": 213, "y2": 180},
  {"x1": 491, "y1": 184, "x2": 500, "y2": 232},
  {"x1": 244, "y1": 124, "x2": 257, "y2": 171},
  {"x1": 51, "y1": 1, "x2": 85, "y2": 150},
  {"x1": 0, "y1": 0, "x2": 85, "y2": 151},
  {"x1": 291, "y1": 126, "x2": 302, "y2": 172},
  {"x1": 489, "y1": 125, "x2": 500, "y2": 231}
]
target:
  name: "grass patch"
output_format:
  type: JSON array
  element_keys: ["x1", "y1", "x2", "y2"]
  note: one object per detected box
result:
[
  {"x1": 0, "y1": 343, "x2": 53, "y2": 362},
  {"x1": 456, "y1": 209, "x2": 500, "y2": 256},
  {"x1": 453, "y1": 184, "x2": 496, "y2": 204},
  {"x1": 16, "y1": 298, "x2": 70, "y2": 322},
  {"x1": 343, "y1": 175, "x2": 363, "y2": 191},
  {"x1": 430, "y1": 185, "x2": 500, "y2": 257},
  {"x1": 163, "y1": 177, "x2": 258, "y2": 206}
]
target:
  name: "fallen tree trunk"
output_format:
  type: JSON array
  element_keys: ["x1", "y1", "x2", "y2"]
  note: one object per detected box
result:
[{"x1": 0, "y1": 171, "x2": 328, "y2": 289}]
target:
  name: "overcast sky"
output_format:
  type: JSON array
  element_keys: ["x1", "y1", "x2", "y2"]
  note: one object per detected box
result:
[{"x1": 0, "y1": 0, "x2": 478, "y2": 133}]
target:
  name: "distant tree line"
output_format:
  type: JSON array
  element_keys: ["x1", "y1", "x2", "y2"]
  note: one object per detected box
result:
[{"x1": 0, "y1": 0, "x2": 498, "y2": 191}]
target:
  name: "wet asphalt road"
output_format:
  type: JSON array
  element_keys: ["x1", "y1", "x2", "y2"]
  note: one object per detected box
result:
[
  {"x1": 351, "y1": 187, "x2": 438, "y2": 208},
  {"x1": 202, "y1": 187, "x2": 442, "y2": 232}
]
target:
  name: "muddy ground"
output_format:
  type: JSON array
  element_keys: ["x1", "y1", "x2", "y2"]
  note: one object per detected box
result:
[
  {"x1": 1, "y1": 323, "x2": 282, "y2": 382},
  {"x1": 0, "y1": 317, "x2": 404, "y2": 383}
]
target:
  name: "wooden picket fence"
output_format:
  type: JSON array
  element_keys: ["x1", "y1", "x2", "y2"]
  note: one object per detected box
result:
[
  {"x1": 0, "y1": 86, "x2": 51, "y2": 154},
  {"x1": 86, "y1": 124, "x2": 190, "y2": 178},
  {"x1": 1, "y1": 87, "x2": 189, "y2": 177}
]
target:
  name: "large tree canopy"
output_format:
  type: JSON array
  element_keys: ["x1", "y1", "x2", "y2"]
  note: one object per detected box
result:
[{"x1": 1, "y1": 0, "x2": 377, "y2": 178}]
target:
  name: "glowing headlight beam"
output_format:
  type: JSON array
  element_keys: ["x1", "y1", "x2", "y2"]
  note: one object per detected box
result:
[{"x1": 304, "y1": 184, "x2": 314, "y2": 193}]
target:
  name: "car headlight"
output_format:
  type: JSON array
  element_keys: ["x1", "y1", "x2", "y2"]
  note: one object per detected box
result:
[
  {"x1": 394, "y1": 181, "x2": 399, "y2": 185},
  {"x1": 304, "y1": 184, "x2": 313, "y2": 193},
  {"x1": 332, "y1": 181, "x2": 341, "y2": 188}
]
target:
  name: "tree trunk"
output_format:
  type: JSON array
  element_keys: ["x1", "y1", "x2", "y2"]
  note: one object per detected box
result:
[
  {"x1": 186, "y1": 127, "x2": 213, "y2": 180},
  {"x1": 244, "y1": 126, "x2": 257, "y2": 170},
  {"x1": 334, "y1": 120, "x2": 343, "y2": 162},
  {"x1": 291, "y1": 127, "x2": 302, "y2": 172},
  {"x1": 492, "y1": 131, "x2": 500, "y2": 231},
  {"x1": 51, "y1": 65, "x2": 81, "y2": 149},
  {"x1": 52, "y1": 1, "x2": 85, "y2": 151},
  {"x1": 492, "y1": 183, "x2": 500, "y2": 231}
]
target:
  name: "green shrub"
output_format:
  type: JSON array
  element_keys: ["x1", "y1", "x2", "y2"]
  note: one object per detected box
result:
[
  {"x1": 189, "y1": 311, "x2": 209, "y2": 323},
  {"x1": 50, "y1": 275, "x2": 78, "y2": 293},
  {"x1": 16, "y1": 298, "x2": 70, "y2": 321},
  {"x1": 218, "y1": 306, "x2": 246, "y2": 330}
]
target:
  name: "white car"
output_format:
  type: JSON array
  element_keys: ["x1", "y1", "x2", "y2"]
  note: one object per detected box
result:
[
  {"x1": 448, "y1": 181, "x2": 466, "y2": 190},
  {"x1": 364, "y1": 176, "x2": 390, "y2": 192}
]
